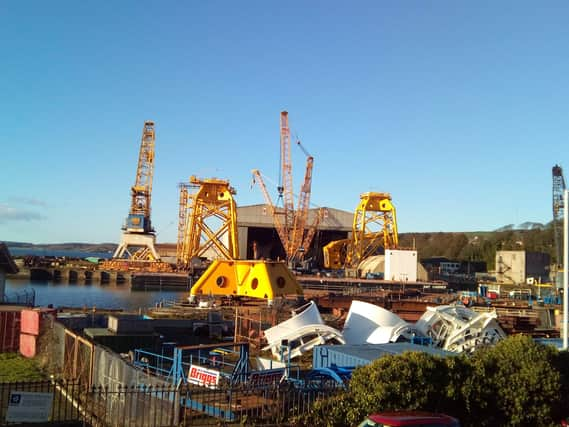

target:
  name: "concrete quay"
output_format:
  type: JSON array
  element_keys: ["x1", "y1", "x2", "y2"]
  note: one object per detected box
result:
[{"x1": 28, "y1": 266, "x2": 132, "y2": 285}]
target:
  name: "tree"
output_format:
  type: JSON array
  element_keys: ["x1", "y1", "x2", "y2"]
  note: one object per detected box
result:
[
  {"x1": 466, "y1": 335, "x2": 561, "y2": 426},
  {"x1": 298, "y1": 337, "x2": 566, "y2": 427}
]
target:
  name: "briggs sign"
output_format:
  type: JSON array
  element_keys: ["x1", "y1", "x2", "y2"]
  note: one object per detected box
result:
[{"x1": 188, "y1": 364, "x2": 220, "y2": 388}]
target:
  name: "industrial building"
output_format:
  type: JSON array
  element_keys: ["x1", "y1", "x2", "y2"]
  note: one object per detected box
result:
[
  {"x1": 495, "y1": 250, "x2": 550, "y2": 285},
  {"x1": 235, "y1": 204, "x2": 353, "y2": 266}
]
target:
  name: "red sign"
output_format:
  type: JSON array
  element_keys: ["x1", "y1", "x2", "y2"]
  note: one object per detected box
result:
[
  {"x1": 188, "y1": 365, "x2": 220, "y2": 388},
  {"x1": 249, "y1": 369, "x2": 285, "y2": 386}
]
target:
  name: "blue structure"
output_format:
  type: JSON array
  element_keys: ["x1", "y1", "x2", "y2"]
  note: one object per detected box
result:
[
  {"x1": 134, "y1": 341, "x2": 251, "y2": 386},
  {"x1": 305, "y1": 364, "x2": 354, "y2": 389},
  {"x1": 313, "y1": 343, "x2": 453, "y2": 370}
]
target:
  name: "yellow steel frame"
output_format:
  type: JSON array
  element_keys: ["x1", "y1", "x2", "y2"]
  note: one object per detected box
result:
[
  {"x1": 190, "y1": 259, "x2": 303, "y2": 301},
  {"x1": 177, "y1": 176, "x2": 239, "y2": 269},
  {"x1": 323, "y1": 192, "x2": 398, "y2": 269},
  {"x1": 348, "y1": 192, "x2": 398, "y2": 267}
]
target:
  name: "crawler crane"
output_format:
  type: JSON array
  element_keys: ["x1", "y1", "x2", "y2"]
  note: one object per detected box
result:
[
  {"x1": 103, "y1": 121, "x2": 170, "y2": 272},
  {"x1": 251, "y1": 111, "x2": 322, "y2": 267}
]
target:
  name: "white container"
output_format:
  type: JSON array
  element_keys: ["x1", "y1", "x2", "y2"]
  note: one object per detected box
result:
[{"x1": 384, "y1": 249, "x2": 418, "y2": 282}]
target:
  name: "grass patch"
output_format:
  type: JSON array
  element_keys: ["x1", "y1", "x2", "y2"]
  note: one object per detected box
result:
[{"x1": 0, "y1": 353, "x2": 46, "y2": 382}]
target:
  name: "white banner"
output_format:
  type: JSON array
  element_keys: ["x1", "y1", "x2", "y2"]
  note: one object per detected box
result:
[{"x1": 188, "y1": 364, "x2": 220, "y2": 388}]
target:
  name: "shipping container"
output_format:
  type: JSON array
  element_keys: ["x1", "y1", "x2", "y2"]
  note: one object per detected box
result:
[
  {"x1": 84, "y1": 328, "x2": 160, "y2": 353},
  {"x1": 108, "y1": 315, "x2": 155, "y2": 334},
  {"x1": 56, "y1": 313, "x2": 89, "y2": 331},
  {"x1": 385, "y1": 250, "x2": 418, "y2": 282},
  {"x1": 312, "y1": 343, "x2": 452, "y2": 369}
]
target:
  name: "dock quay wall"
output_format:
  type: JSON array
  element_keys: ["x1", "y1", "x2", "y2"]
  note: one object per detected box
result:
[
  {"x1": 15, "y1": 267, "x2": 193, "y2": 290},
  {"x1": 27, "y1": 267, "x2": 133, "y2": 285}
]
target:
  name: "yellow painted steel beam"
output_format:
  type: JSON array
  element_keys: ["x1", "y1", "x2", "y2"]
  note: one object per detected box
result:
[
  {"x1": 177, "y1": 177, "x2": 239, "y2": 269},
  {"x1": 323, "y1": 192, "x2": 399, "y2": 270},
  {"x1": 190, "y1": 260, "x2": 303, "y2": 301}
]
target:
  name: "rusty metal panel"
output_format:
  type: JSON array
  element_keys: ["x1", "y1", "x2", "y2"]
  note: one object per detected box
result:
[
  {"x1": 0, "y1": 310, "x2": 21, "y2": 352},
  {"x1": 63, "y1": 329, "x2": 94, "y2": 387}
]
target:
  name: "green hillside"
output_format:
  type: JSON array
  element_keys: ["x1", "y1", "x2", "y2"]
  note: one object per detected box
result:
[{"x1": 400, "y1": 224, "x2": 557, "y2": 270}]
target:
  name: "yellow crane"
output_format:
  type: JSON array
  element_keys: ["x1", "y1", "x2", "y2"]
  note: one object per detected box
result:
[
  {"x1": 323, "y1": 192, "x2": 398, "y2": 270},
  {"x1": 251, "y1": 111, "x2": 322, "y2": 266},
  {"x1": 103, "y1": 121, "x2": 171, "y2": 272}
]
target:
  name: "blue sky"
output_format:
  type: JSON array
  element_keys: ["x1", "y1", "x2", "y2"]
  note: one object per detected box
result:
[{"x1": 0, "y1": 1, "x2": 567, "y2": 244}]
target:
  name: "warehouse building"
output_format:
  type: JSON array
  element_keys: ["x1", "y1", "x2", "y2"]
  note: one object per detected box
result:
[
  {"x1": 495, "y1": 250, "x2": 550, "y2": 285},
  {"x1": 236, "y1": 204, "x2": 353, "y2": 267}
]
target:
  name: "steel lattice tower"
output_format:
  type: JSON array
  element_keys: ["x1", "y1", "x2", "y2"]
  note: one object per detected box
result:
[{"x1": 553, "y1": 164, "x2": 566, "y2": 266}]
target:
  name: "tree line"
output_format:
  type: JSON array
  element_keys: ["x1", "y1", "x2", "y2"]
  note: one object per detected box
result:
[{"x1": 399, "y1": 224, "x2": 557, "y2": 270}]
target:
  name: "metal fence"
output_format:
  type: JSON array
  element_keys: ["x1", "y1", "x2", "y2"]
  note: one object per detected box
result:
[
  {"x1": 0, "y1": 378, "x2": 340, "y2": 426},
  {"x1": 2, "y1": 288, "x2": 35, "y2": 306},
  {"x1": 0, "y1": 379, "x2": 82, "y2": 425}
]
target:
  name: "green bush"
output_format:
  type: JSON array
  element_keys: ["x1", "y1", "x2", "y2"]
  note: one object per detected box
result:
[
  {"x1": 297, "y1": 336, "x2": 567, "y2": 426},
  {"x1": 465, "y1": 335, "x2": 561, "y2": 426}
]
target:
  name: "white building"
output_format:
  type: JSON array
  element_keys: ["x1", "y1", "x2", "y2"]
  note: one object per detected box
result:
[{"x1": 495, "y1": 250, "x2": 550, "y2": 285}]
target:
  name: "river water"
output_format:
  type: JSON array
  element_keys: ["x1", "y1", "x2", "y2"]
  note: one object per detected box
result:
[
  {"x1": 4, "y1": 248, "x2": 188, "y2": 311},
  {"x1": 5, "y1": 278, "x2": 188, "y2": 311}
]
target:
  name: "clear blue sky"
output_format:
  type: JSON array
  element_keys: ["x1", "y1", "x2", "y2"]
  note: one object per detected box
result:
[{"x1": 1, "y1": 1, "x2": 567, "y2": 244}]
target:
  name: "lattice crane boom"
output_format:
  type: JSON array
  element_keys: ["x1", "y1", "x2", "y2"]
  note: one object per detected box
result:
[
  {"x1": 127, "y1": 120, "x2": 156, "y2": 233},
  {"x1": 279, "y1": 112, "x2": 296, "y2": 245},
  {"x1": 291, "y1": 142, "x2": 317, "y2": 261},
  {"x1": 251, "y1": 169, "x2": 287, "y2": 249},
  {"x1": 252, "y1": 112, "x2": 321, "y2": 264},
  {"x1": 553, "y1": 164, "x2": 566, "y2": 266}
]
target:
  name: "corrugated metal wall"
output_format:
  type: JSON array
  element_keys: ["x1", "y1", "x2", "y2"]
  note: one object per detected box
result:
[{"x1": 0, "y1": 310, "x2": 20, "y2": 352}]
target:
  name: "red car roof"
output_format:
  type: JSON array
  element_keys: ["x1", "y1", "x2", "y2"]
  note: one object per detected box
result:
[{"x1": 368, "y1": 411, "x2": 459, "y2": 426}]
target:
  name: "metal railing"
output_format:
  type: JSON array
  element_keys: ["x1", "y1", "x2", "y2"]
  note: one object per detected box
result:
[
  {"x1": 2, "y1": 288, "x2": 35, "y2": 306},
  {"x1": 0, "y1": 378, "x2": 341, "y2": 426}
]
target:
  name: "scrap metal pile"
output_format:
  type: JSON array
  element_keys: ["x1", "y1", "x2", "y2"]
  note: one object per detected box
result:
[{"x1": 263, "y1": 299, "x2": 506, "y2": 361}]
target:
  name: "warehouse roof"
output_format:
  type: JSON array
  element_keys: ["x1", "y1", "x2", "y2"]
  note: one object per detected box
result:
[
  {"x1": 237, "y1": 204, "x2": 353, "y2": 231},
  {"x1": 0, "y1": 242, "x2": 18, "y2": 274}
]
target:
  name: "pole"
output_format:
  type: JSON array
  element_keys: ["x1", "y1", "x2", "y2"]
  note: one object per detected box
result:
[{"x1": 563, "y1": 190, "x2": 569, "y2": 351}]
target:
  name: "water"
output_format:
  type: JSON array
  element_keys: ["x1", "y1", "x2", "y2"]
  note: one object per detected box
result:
[
  {"x1": 5, "y1": 278, "x2": 189, "y2": 311},
  {"x1": 5, "y1": 247, "x2": 188, "y2": 311}
]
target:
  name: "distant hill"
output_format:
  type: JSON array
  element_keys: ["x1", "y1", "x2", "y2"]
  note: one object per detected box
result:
[
  {"x1": 494, "y1": 222, "x2": 546, "y2": 232},
  {"x1": 3, "y1": 241, "x2": 117, "y2": 253}
]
